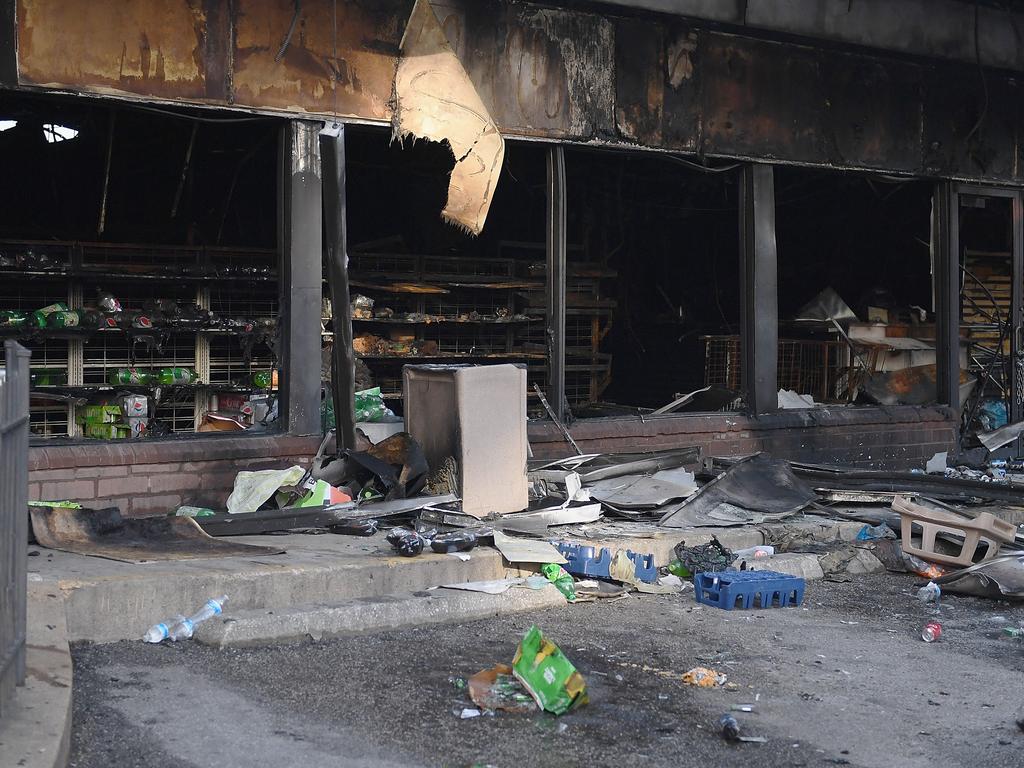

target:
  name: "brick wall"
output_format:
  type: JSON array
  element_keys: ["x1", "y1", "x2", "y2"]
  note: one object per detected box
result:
[
  {"x1": 28, "y1": 405, "x2": 958, "y2": 517},
  {"x1": 28, "y1": 435, "x2": 322, "y2": 517},
  {"x1": 527, "y1": 405, "x2": 958, "y2": 469}
]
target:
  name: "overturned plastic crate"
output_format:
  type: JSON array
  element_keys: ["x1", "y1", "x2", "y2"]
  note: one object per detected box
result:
[
  {"x1": 694, "y1": 570, "x2": 805, "y2": 610},
  {"x1": 556, "y1": 542, "x2": 658, "y2": 584}
]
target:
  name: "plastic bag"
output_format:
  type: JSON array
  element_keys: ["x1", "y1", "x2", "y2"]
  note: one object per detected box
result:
[
  {"x1": 386, "y1": 527, "x2": 426, "y2": 556},
  {"x1": 430, "y1": 531, "x2": 477, "y2": 554}
]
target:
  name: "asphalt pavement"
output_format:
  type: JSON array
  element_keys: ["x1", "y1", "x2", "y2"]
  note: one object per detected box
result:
[{"x1": 69, "y1": 573, "x2": 1024, "y2": 768}]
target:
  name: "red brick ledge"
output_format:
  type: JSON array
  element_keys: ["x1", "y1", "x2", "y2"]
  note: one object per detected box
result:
[{"x1": 29, "y1": 433, "x2": 323, "y2": 471}]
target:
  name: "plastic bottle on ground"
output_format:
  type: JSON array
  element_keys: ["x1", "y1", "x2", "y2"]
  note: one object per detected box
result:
[
  {"x1": 168, "y1": 596, "x2": 228, "y2": 642},
  {"x1": 143, "y1": 615, "x2": 185, "y2": 643}
]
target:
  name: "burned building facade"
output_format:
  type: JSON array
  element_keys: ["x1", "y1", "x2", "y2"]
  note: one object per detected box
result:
[{"x1": 1, "y1": 0, "x2": 1021, "y2": 513}]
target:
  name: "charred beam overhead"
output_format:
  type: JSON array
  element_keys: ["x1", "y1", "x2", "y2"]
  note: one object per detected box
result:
[{"x1": 9, "y1": 0, "x2": 1024, "y2": 183}]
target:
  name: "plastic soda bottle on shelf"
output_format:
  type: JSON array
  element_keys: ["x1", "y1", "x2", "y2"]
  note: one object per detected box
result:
[
  {"x1": 158, "y1": 367, "x2": 199, "y2": 385},
  {"x1": 108, "y1": 367, "x2": 154, "y2": 385},
  {"x1": 31, "y1": 302, "x2": 68, "y2": 327},
  {"x1": 47, "y1": 310, "x2": 81, "y2": 328}
]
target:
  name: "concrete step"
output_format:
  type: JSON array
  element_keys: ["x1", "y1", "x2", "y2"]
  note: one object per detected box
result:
[
  {"x1": 195, "y1": 582, "x2": 567, "y2": 648},
  {"x1": 37, "y1": 535, "x2": 523, "y2": 644},
  {"x1": 30, "y1": 518, "x2": 865, "y2": 644}
]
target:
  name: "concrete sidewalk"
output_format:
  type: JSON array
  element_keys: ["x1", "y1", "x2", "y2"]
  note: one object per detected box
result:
[{"x1": 12, "y1": 515, "x2": 866, "y2": 768}]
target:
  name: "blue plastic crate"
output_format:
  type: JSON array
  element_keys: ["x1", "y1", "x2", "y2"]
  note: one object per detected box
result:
[
  {"x1": 555, "y1": 542, "x2": 658, "y2": 584},
  {"x1": 694, "y1": 570, "x2": 805, "y2": 610}
]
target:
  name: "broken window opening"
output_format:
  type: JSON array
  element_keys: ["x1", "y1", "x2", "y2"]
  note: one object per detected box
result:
[
  {"x1": 338, "y1": 126, "x2": 548, "y2": 418},
  {"x1": 0, "y1": 91, "x2": 281, "y2": 441},
  {"x1": 563, "y1": 147, "x2": 743, "y2": 419},
  {"x1": 0, "y1": 120, "x2": 16, "y2": 132},
  {"x1": 955, "y1": 191, "x2": 1020, "y2": 448},
  {"x1": 41, "y1": 123, "x2": 79, "y2": 143},
  {"x1": 773, "y1": 167, "x2": 935, "y2": 410}
]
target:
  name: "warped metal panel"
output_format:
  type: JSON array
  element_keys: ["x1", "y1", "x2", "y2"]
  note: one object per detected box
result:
[
  {"x1": 232, "y1": 0, "x2": 404, "y2": 120},
  {"x1": 701, "y1": 34, "x2": 827, "y2": 163},
  {"x1": 16, "y1": 0, "x2": 215, "y2": 99}
]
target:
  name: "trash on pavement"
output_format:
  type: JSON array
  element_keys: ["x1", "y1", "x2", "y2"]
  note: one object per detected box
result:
[
  {"x1": 29, "y1": 504, "x2": 284, "y2": 563},
  {"x1": 387, "y1": 527, "x2": 426, "y2": 556},
  {"x1": 892, "y1": 496, "x2": 1016, "y2": 567},
  {"x1": 468, "y1": 664, "x2": 537, "y2": 714},
  {"x1": 144, "y1": 595, "x2": 227, "y2": 643},
  {"x1": 682, "y1": 667, "x2": 727, "y2": 688},
  {"x1": 492, "y1": 530, "x2": 567, "y2": 564},
  {"x1": 226, "y1": 466, "x2": 306, "y2": 514},
  {"x1": 856, "y1": 523, "x2": 896, "y2": 541},
  {"x1": 916, "y1": 581, "x2": 941, "y2": 607},
  {"x1": 541, "y1": 563, "x2": 578, "y2": 602},
  {"x1": 513, "y1": 626, "x2": 588, "y2": 715},
  {"x1": 430, "y1": 530, "x2": 478, "y2": 554},
  {"x1": 674, "y1": 536, "x2": 735, "y2": 576},
  {"x1": 556, "y1": 541, "x2": 657, "y2": 583},
  {"x1": 934, "y1": 552, "x2": 1024, "y2": 599},
  {"x1": 921, "y1": 620, "x2": 942, "y2": 643},
  {"x1": 459, "y1": 708, "x2": 481, "y2": 719},
  {"x1": 328, "y1": 519, "x2": 380, "y2": 536},
  {"x1": 440, "y1": 578, "x2": 528, "y2": 594},
  {"x1": 660, "y1": 454, "x2": 816, "y2": 528},
  {"x1": 720, "y1": 713, "x2": 741, "y2": 741},
  {"x1": 694, "y1": 570, "x2": 805, "y2": 610}
]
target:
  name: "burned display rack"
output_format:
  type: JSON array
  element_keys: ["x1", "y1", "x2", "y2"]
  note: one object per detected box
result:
[
  {"x1": 338, "y1": 250, "x2": 546, "y2": 408},
  {"x1": 0, "y1": 240, "x2": 279, "y2": 439},
  {"x1": 961, "y1": 250, "x2": 1012, "y2": 403}
]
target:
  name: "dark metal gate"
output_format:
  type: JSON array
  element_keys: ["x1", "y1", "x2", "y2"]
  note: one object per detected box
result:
[{"x1": 0, "y1": 340, "x2": 29, "y2": 719}]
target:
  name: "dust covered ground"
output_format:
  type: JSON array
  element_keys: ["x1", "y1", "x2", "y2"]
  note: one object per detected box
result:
[{"x1": 70, "y1": 573, "x2": 1024, "y2": 768}]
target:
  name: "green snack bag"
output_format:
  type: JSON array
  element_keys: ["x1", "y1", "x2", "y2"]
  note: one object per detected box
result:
[
  {"x1": 541, "y1": 562, "x2": 577, "y2": 602},
  {"x1": 512, "y1": 626, "x2": 588, "y2": 715}
]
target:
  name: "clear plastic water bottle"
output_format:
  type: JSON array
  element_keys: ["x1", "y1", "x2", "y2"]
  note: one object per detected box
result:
[
  {"x1": 143, "y1": 615, "x2": 185, "y2": 644},
  {"x1": 168, "y1": 596, "x2": 228, "y2": 642}
]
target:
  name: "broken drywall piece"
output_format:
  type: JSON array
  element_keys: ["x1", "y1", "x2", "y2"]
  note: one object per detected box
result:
[{"x1": 392, "y1": 0, "x2": 505, "y2": 236}]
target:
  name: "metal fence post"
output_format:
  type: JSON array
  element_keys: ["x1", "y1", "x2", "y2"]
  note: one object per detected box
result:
[{"x1": 0, "y1": 340, "x2": 30, "y2": 720}]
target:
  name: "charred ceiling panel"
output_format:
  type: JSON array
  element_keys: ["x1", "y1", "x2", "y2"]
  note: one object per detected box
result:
[
  {"x1": 433, "y1": 1, "x2": 615, "y2": 139},
  {"x1": 701, "y1": 35, "x2": 827, "y2": 164},
  {"x1": 922, "y1": 64, "x2": 1021, "y2": 182},
  {"x1": 232, "y1": 0, "x2": 406, "y2": 119},
  {"x1": 614, "y1": 18, "x2": 664, "y2": 146},
  {"x1": 16, "y1": 0, "x2": 210, "y2": 98},
  {"x1": 660, "y1": 23, "x2": 701, "y2": 152},
  {"x1": 816, "y1": 54, "x2": 922, "y2": 173}
]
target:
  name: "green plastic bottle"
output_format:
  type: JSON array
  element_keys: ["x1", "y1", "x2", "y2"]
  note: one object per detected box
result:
[
  {"x1": 251, "y1": 370, "x2": 273, "y2": 388},
  {"x1": 108, "y1": 368, "x2": 154, "y2": 385},
  {"x1": 157, "y1": 367, "x2": 199, "y2": 385},
  {"x1": 47, "y1": 310, "x2": 81, "y2": 328},
  {"x1": 31, "y1": 302, "x2": 68, "y2": 328},
  {"x1": 667, "y1": 559, "x2": 692, "y2": 579},
  {"x1": 0, "y1": 310, "x2": 27, "y2": 327}
]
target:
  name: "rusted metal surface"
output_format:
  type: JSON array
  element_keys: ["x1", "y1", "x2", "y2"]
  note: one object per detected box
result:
[
  {"x1": 433, "y1": 1, "x2": 615, "y2": 139},
  {"x1": 8, "y1": 0, "x2": 1024, "y2": 183},
  {"x1": 17, "y1": 0, "x2": 211, "y2": 98},
  {"x1": 232, "y1": 0, "x2": 405, "y2": 119}
]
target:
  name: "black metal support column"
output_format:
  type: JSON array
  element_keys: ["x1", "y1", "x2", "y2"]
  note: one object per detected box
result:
[
  {"x1": 321, "y1": 126, "x2": 357, "y2": 451},
  {"x1": 546, "y1": 145, "x2": 567, "y2": 421},
  {"x1": 933, "y1": 181, "x2": 960, "y2": 413},
  {"x1": 278, "y1": 121, "x2": 323, "y2": 436},
  {"x1": 740, "y1": 164, "x2": 778, "y2": 415},
  {"x1": 1011, "y1": 192, "x2": 1024, "y2": 423},
  {"x1": 0, "y1": 0, "x2": 16, "y2": 87}
]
